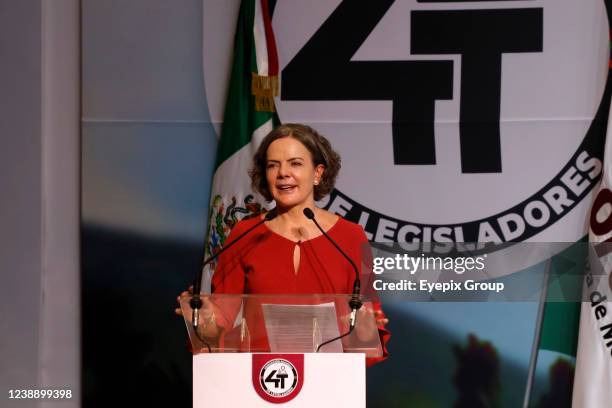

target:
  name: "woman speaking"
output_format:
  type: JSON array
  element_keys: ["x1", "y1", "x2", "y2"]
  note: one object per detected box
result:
[{"x1": 183, "y1": 123, "x2": 389, "y2": 365}]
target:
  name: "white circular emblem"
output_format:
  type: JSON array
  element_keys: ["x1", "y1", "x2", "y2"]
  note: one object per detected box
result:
[
  {"x1": 203, "y1": 0, "x2": 609, "y2": 243},
  {"x1": 259, "y1": 359, "x2": 299, "y2": 398}
]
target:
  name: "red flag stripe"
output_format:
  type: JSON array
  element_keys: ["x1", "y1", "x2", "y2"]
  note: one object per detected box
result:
[{"x1": 260, "y1": 0, "x2": 279, "y2": 76}]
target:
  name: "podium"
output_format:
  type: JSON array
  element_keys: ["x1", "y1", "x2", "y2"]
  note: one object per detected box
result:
[{"x1": 179, "y1": 294, "x2": 383, "y2": 407}]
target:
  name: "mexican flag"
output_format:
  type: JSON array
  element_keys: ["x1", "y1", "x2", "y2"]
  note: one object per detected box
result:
[
  {"x1": 202, "y1": 0, "x2": 279, "y2": 291},
  {"x1": 538, "y1": 258, "x2": 583, "y2": 357},
  {"x1": 520, "y1": 242, "x2": 584, "y2": 406},
  {"x1": 572, "y1": 102, "x2": 612, "y2": 406}
]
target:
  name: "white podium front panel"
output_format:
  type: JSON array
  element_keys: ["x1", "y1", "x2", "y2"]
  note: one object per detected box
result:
[{"x1": 193, "y1": 353, "x2": 365, "y2": 407}]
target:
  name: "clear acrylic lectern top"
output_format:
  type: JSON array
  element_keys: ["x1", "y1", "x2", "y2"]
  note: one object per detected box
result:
[{"x1": 179, "y1": 294, "x2": 383, "y2": 357}]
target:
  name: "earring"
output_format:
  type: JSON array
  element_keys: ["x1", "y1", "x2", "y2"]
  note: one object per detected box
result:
[{"x1": 314, "y1": 180, "x2": 319, "y2": 185}]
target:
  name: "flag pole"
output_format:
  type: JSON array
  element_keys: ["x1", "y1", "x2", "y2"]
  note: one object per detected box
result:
[{"x1": 522, "y1": 257, "x2": 552, "y2": 408}]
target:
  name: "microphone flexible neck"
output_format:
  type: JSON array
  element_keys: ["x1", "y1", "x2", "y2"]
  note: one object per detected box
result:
[{"x1": 303, "y1": 208, "x2": 363, "y2": 332}]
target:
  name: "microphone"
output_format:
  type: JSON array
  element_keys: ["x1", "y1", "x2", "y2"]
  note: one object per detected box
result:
[
  {"x1": 190, "y1": 208, "x2": 278, "y2": 330},
  {"x1": 303, "y1": 208, "x2": 362, "y2": 331}
]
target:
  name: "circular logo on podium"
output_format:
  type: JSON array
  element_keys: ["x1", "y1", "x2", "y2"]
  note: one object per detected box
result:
[
  {"x1": 260, "y1": 359, "x2": 298, "y2": 397},
  {"x1": 252, "y1": 354, "x2": 304, "y2": 403}
]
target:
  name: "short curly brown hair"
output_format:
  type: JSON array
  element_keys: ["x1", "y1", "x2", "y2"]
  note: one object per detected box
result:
[{"x1": 250, "y1": 123, "x2": 341, "y2": 202}]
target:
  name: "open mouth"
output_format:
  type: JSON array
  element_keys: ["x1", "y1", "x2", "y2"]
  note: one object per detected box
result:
[{"x1": 276, "y1": 184, "x2": 297, "y2": 193}]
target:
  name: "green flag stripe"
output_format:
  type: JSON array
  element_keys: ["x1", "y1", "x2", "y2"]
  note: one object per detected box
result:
[
  {"x1": 539, "y1": 302, "x2": 581, "y2": 356},
  {"x1": 538, "y1": 238, "x2": 587, "y2": 356},
  {"x1": 215, "y1": 0, "x2": 275, "y2": 169}
]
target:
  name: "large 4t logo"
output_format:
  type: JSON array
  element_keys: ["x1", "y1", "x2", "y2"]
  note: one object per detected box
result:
[{"x1": 282, "y1": 1, "x2": 543, "y2": 173}]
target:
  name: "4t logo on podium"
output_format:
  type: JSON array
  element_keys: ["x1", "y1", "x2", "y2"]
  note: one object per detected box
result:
[{"x1": 252, "y1": 354, "x2": 304, "y2": 403}]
